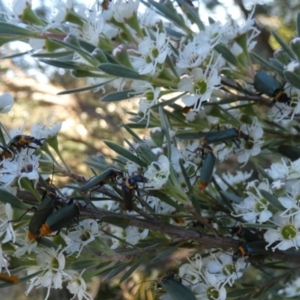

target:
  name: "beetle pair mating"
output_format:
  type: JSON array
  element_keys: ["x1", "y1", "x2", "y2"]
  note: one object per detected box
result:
[
  {"x1": 79, "y1": 168, "x2": 148, "y2": 211},
  {"x1": 27, "y1": 188, "x2": 81, "y2": 241},
  {"x1": 194, "y1": 128, "x2": 249, "y2": 190}
]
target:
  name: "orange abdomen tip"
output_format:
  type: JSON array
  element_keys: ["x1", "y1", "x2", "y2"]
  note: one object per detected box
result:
[
  {"x1": 199, "y1": 181, "x2": 207, "y2": 190},
  {"x1": 39, "y1": 223, "x2": 52, "y2": 236},
  {"x1": 27, "y1": 231, "x2": 38, "y2": 241},
  {"x1": 0, "y1": 273, "x2": 19, "y2": 283}
]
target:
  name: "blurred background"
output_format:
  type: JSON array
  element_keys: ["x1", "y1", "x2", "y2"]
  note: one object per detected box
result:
[{"x1": 0, "y1": 0, "x2": 299, "y2": 299}]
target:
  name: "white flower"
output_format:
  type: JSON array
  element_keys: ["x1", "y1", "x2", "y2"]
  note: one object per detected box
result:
[
  {"x1": 113, "y1": 0, "x2": 139, "y2": 23},
  {"x1": 138, "y1": 87, "x2": 161, "y2": 126},
  {"x1": 177, "y1": 28, "x2": 222, "y2": 69},
  {"x1": 66, "y1": 270, "x2": 93, "y2": 300},
  {"x1": 278, "y1": 194, "x2": 300, "y2": 218},
  {"x1": 131, "y1": 30, "x2": 171, "y2": 75},
  {"x1": 144, "y1": 155, "x2": 170, "y2": 189},
  {"x1": 179, "y1": 55, "x2": 221, "y2": 111},
  {"x1": 15, "y1": 238, "x2": 37, "y2": 257},
  {"x1": 26, "y1": 246, "x2": 71, "y2": 300},
  {"x1": 0, "y1": 203, "x2": 15, "y2": 243},
  {"x1": 203, "y1": 252, "x2": 246, "y2": 286},
  {"x1": 0, "y1": 153, "x2": 39, "y2": 188},
  {"x1": 125, "y1": 226, "x2": 148, "y2": 245},
  {"x1": 31, "y1": 116, "x2": 62, "y2": 140},
  {"x1": 232, "y1": 181, "x2": 272, "y2": 223},
  {"x1": 64, "y1": 219, "x2": 100, "y2": 257},
  {"x1": 266, "y1": 158, "x2": 289, "y2": 180},
  {"x1": 0, "y1": 93, "x2": 14, "y2": 113},
  {"x1": 278, "y1": 277, "x2": 300, "y2": 297},
  {"x1": 264, "y1": 213, "x2": 300, "y2": 251}
]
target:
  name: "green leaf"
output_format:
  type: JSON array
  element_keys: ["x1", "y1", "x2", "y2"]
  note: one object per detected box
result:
[
  {"x1": 215, "y1": 44, "x2": 238, "y2": 66},
  {"x1": 250, "y1": 52, "x2": 274, "y2": 69},
  {"x1": 98, "y1": 63, "x2": 146, "y2": 80},
  {"x1": 120, "y1": 257, "x2": 143, "y2": 283},
  {"x1": 269, "y1": 58, "x2": 284, "y2": 74},
  {"x1": 104, "y1": 140, "x2": 146, "y2": 167},
  {"x1": 72, "y1": 259, "x2": 101, "y2": 270},
  {"x1": 39, "y1": 59, "x2": 83, "y2": 69},
  {"x1": 142, "y1": 0, "x2": 191, "y2": 33},
  {"x1": 284, "y1": 70, "x2": 300, "y2": 89},
  {"x1": 0, "y1": 190, "x2": 27, "y2": 210},
  {"x1": 84, "y1": 261, "x2": 116, "y2": 280},
  {"x1": 159, "y1": 107, "x2": 170, "y2": 157},
  {"x1": 101, "y1": 89, "x2": 138, "y2": 102},
  {"x1": 148, "y1": 191, "x2": 183, "y2": 210},
  {"x1": 49, "y1": 38, "x2": 98, "y2": 66},
  {"x1": 102, "y1": 262, "x2": 128, "y2": 281},
  {"x1": 271, "y1": 30, "x2": 296, "y2": 60},
  {"x1": 151, "y1": 244, "x2": 179, "y2": 262},
  {"x1": 227, "y1": 287, "x2": 254, "y2": 297},
  {"x1": 1, "y1": 51, "x2": 32, "y2": 59},
  {"x1": 220, "y1": 191, "x2": 244, "y2": 204},
  {"x1": 0, "y1": 21, "x2": 35, "y2": 37},
  {"x1": 256, "y1": 165, "x2": 273, "y2": 182},
  {"x1": 57, "y1": 81, "x2": 112, "y2": 95},
  {"x1": 122, "y1": 124, "x2": 143, "y2": 143},
  {"x1": 136, "y1": 144, "x2": 158, "y2": 164},
  {"x1": 175, "y1": 0, "x2": 205, "y2": 30},
  {"x1": 297, "y1": 12, "x2": 300, "y2": 37},
  {"x1": 32, "y1": 50, "x2": 74, "y2": 58},
  {"x1": 259, "y1": 190, "x2": 285, "y2": 211}
]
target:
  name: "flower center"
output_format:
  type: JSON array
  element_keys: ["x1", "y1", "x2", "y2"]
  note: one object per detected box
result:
[
  {"x1": 80, "y1": 230, "x2": 91, "y2": 241},
  {"x1": 281, "y1": 224, "x2": 297, "y2": 239},
  {"x1": 255, "y1": 198, "x2": 267, "y2": 212},
  {"x1": 194, "y1": 80, "x2": 207, "y2": 94},
  {"x1": 207, "y1": 286, "x2": 219, "y2": 300},
  {"x1": 151, "y1": 47, "x2": 159, "y2": 59}
]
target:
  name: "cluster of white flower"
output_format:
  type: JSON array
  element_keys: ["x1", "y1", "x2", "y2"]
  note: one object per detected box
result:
[{"x1": 178, "y1": 252, "x2": 247, "y2": 300}]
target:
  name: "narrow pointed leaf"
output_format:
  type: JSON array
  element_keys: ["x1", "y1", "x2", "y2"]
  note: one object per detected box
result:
[
  {"x1": 39, "y1": 59, "x2": 83, "y2": 69},
  {"x1": 0, "y1": 21, "x2": 35, "y2": 36},
  {"x1": 220, "y1": 191, "x2": 244, "y2": 204},
  {"x1": 57, "y1": 81, "x2": 111, "y2": 95},
  {"x1": 143, "y1": 0, "x2": 190, "y2": 32},
  {"x1": 256, "y1": 165, "x2": 273, "y2": 182},
  {"x1": 259, "y1": 190, "x2": 285, "y2": 211},
  {"x1": 0, "y1": 190, "x2": 27, "y2": 210},
  {"x1": 32, "y1": 51, "x2": 74, "y2": 58},
  {"x1": 271, "y1": 30, "x2": 296, "y2": 59},
  {"x1": 136, "y1": 144, "x2": 158, "y2": 164},
  {"x1": 49, "y1": 38, "x2": 98, "y2": 65},
  {"x1": 104, "y1": 140, "x2": 146, "y2": 167},
  {"x1": 215, "y1": 44, "x2": 238, "y2": 66},
  {"x1": 99, "y1": 63, "x2": 146, "y2": 80},
  {"x1": 102, "y1": 263, "x2": 128, "y2": 281},
  {"x1": 284, "y1": 70, "x2": 300, "y2": 89},
  {"x1": 120, "y1": 257, "x2": 144, "y2": 283},
  {"x1": 176, "y1": 0, "x2": 205, "y2": 30},
  {"x1": 297, "y1": 12, "x2": 300, "y2": 37},
  {"x1": 101, "y1": 89, "x2": 138, "y2": 102}
]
